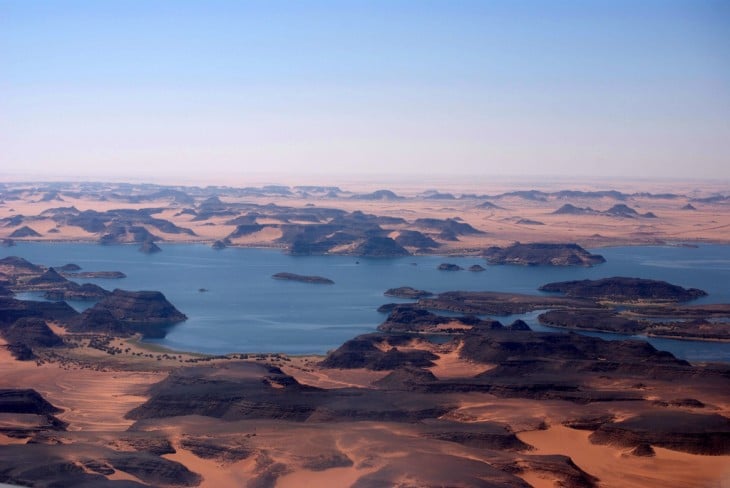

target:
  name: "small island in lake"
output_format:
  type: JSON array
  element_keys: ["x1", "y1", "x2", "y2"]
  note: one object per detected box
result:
[
  {"x1": 484, "y1": 242, "x2": 606, "y2": 267},
  {"x1": 272, "y1": 272, "x2": 335, "y2": 284}
]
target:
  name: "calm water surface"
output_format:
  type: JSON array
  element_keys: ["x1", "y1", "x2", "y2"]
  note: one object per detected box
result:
[{"x1": 5, "y1": 243, "x2": 730, "y2": 362}]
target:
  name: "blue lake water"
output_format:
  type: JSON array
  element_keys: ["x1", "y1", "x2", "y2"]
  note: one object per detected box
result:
[{"x1": 4, "y1": 243, "x2": 730, "y2": 362}]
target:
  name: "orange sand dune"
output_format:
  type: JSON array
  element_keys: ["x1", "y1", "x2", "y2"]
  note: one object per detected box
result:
[{"x1": 519, "y1": 425, "x2": 730, "y2": 488}]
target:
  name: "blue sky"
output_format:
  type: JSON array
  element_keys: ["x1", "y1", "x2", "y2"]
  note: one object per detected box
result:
[{"x1": 1, "y1": 1, "x2": 728, "y2": 181}]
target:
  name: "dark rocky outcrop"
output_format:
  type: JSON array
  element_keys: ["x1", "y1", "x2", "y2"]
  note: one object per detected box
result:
[
  {"x1": 515, "y1": 218, "x2": 544, "y2": 225},
  {"x1": 630, "y1": 443, "x2": 656, "y2": 457},
  {"x1": 62, "y1": 271, "x2": 126, "y2": 279},
  {"x1": 0, "y1": 389, "x2": 67, "y2": 436},
  {"x1": 9, "y1": 226, "x2": 41, "y2": 238},
  {"x1": 393, "y1": 230, "x2": 440, "y2": 250},
  {"x1": 539, "y1": 277, "x2": 707, "y2": 303},
  {"x1": 71, "y1": 306, "x2": 128, "y2": 335},
  {"x1": 538, "y1": 309, "x2": 643, "y2": 334},
  {"x1": 272, "y1": 272, "x2": 334, "y2": 285},
  {"x1": 179, "y1": 435, "x2": 252, "y2": 463},
  {"x1": 418, "y1": 290, "x2": 594, "y2": 315},
  {"x1": 552, "y1": 204, "x2": 595, "y2": 215},
  {"x1": 320, "y1": 334, "x2": 438, "y2": 370},
  {"x1": 476, "y1": 200, "x2": 504, "y2": 210},
  {"x1": 350, "y1": 236, "x2": 410, "y2": 257},
  {"x1": 0, "y1": 256, "x2": 43, "y2": 273},
  {"x1": 483, "y1": 243, "x2": 606, "y2": 267},
  {"x1": 414, "y1": 218, "x2": 484, "y2": 236},
  {"x1": 44, "y1": 282, "x2": 110, "y2": 301},
  {"x1": 604, "y1": 204, "x2": 656, "y2": 219},
  {"x1": 25, "y1": 267, "x2": 67, "y2": 286},
  {"x1": 384, "y1": 287, "x2": 433, "y2": 299},
  {"x1": 228, "y1": 223, "x2": 265, "y2": 238},
  {"x1": 0, "y1": 444, "x2": 200, "y2": 487},
  {"x1": 438, "y1": 263, "x2": 463, "y2": 271},
  {"x1": 138, "y1": 240, "x2": 162, "y2": 254},
  {"x1": 127, "y1": 362, "x2": 449, "y2": 424},
  {"x1": 0, "y1": 297, "x2": 78, "y2": 326},
  {"x1": 589, "y1": 411, "x2": 730, "y2": 455},
  {"x1": 468, "y1": 264, "x2": 486, "y2": 272},
  {"x1": 211, "y1": 239, "x2": 227, "y2": 249},
  {"x1": 0, "y1": 389, "x2": 62, "y2": 416},
  {"x1": 351, "y1": 189, "x2": 404, "y2": 201},
  {"x1": 72, "y1": 289, "x2": 186, "y2": 335},
  {"x1": 420, "y1": 420, "x2": 532, "y2": 452},
  {"x1": 2, "y1": 317, "x2": 64, "y2": 349},
  {"x1": 57, "y1": 263, "x2": 82, "y2": 272},
  {"x1": 94, "y1": 289, "x2": 186, "y2": 325}
]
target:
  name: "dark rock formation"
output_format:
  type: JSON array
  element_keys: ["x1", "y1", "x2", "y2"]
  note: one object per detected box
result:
[
  {"x1": 681, "y1": 203, "x2": 697, "y2": 210},
  {"x1": 552, "y1": 204, "x2": 595, "y2": 215},
  {"x1": 393, "y1": 230, "x2": 440, "y2": 250},
  {"x1": 539, "y1": 277, "x2": 707, "y2": 302},
  {"x1": 62, "y1": 271, "x2": 126, "y2": 279},
  {"x1": 0, "y1": 297, "x2": 78, "y2": 326},
  {"x1": 468, "y1": 264, "x2": 486, "y2": 272},
  {"x1": 272, "y1": 272, "x2": 334, "y2": 285},
  {"x1": 2, "y1": 317, "x2": 64, "y2": 348},
  {"x1": 384, "y1": 287, "x2": 433, "y2": 299},
  {"x1": 483, "y1": 243, "x2": 606, "y2": 267},
  {"x1": 630, "y1": 443, "x2": 656, "y2": 457},
  {"x1": 179, "y1": 435, "x2": 251, "y2": 463},
  {"x1": 228, "y1": 223, "x2": 265, "y2": 238},
  {"x1": 373, "y1": 367, "x2": 438, "y2": 391},
  {"x1": 414, "y1": 218, "x2": 484, "y2": 236},
  {"x1": 57, "y1": 263, "x2": 81, "y2": 272},
  {"x1": 0, "y1": 444, "x2": 200, "y2": 487},
  {"x1": 44, "y1": 282, "x2": 110, "y2": 301},
  {"x1": 604, "y1": 203, "x2": 640, "y2": 217},
  {"x1": 378, "y1": 306, "x2": 470, "y2": 333},
  {"x1": 508, "y1": 319, "x2": 531, "y2": 331},
  {"x1": 589, "y1": 411, "x2": 730, "y2": 455},
  {"x1": 138, "y1": 239, "x2": 161, "y2": 254},
  {"x1": 421, "y1": 420, "x2": 532, "y2": 452},
  {"x1": 0, "y1": 389, "x2": 62, "y2": 416},
  {"x1": 211, "y1": 239, "x2": 227, "y2": 249},
  {"x1": 351, "y1": 189, "x2": 404, "y2": 200},
  {"x1": 538, "y1": 309, "x2": 643, "y2": 334},
  {"x1": 26, "y1": 267, "x2": 67, "y2": 286},
  {"x1": 438, "y1": 263, "x2": 463, "y2": 271},
  {"x1": 476, "y1": 200, "x2": 504, "y2": 210},
  {"x1": 127, "y1": 362, "x2": 449, "y2": 423},
  {"x1": 418, "y1": 290, "x2": 593, "y2": 315},
  {"x1": 74, "y1": 289, "x2": 187, "y2": 335},
  {"x1": 9, "y1": 226, "x2": 41, "y2": 238},
  {"x1": 0, "y1": 256, "x2": 43, "y2": 273},
  {"x1": 515, "y1": 218, "x2": 545, "y2": 225},
  {"x1": 97, "y1": 288, "x2": 186, "y2": 324},
  {"x1": 71, "y1": 306, "x2": 128, "y2": 335},
  {"x1": 321, "y1": 334, "x2": 438, "y2": 370},
  {"x1": 351, "y1": 236, "x2": 410, "y2": 257}
]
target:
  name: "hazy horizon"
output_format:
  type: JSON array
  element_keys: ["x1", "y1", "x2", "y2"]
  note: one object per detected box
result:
[{"x1": 2, "y1": 1, "x2": 729, "y2": 181}]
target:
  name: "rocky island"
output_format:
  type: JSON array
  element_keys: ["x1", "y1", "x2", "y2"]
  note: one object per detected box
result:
[
  {"x1": 483, "y1": 242, "x2": 606, "y2": 267},
  {"x1": 272, "y1": 272, "x2": 335, "y2": 285}
]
